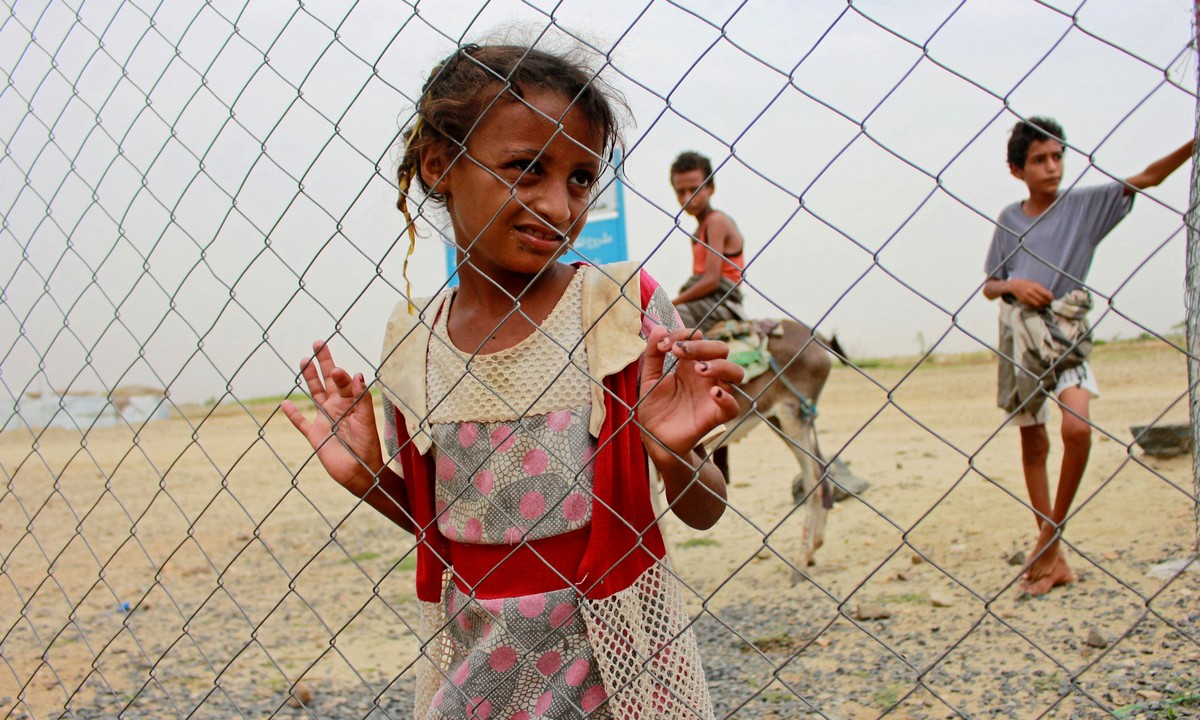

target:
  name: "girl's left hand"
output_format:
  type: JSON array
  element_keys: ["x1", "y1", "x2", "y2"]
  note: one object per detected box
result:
[{"x1": 637, "y1": 325, "x2": 745, "y2": 456}]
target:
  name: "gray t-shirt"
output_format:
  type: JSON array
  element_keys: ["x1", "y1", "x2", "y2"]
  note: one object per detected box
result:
[{"x1": 984, "y1": 181, "x2": 1133, "y2": 299}]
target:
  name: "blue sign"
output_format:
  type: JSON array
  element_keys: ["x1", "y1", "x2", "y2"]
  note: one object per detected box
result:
[{"x1": 444, "y1": 155, "x2": 628, "y2": 282}]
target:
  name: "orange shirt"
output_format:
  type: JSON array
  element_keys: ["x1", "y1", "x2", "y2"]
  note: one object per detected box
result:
[{"x1": 691, "y1": 214, "x2": 744, "y2": 283}]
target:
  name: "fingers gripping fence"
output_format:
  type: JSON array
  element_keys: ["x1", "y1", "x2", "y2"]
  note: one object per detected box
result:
[{"x1": 1, "y1": 1, "x2": 1198, "y2": 718}]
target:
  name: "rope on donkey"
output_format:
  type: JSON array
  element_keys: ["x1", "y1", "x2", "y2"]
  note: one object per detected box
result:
[
  {"x1": 766, "y1": 356, "x2": 818, "y2": 420},
  {"x1": 766, "y1": 355, "x2": 831, "y2": 508}
]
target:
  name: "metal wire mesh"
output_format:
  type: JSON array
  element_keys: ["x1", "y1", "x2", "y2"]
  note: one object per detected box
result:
[{"x1": 2, "y1": 1, "x2": 1198, "y2": 718}]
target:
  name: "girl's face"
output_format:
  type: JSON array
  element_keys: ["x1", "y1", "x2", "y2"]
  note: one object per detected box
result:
[{"x1": 426, "y1": 88, "x2": 605, "y2": 285}]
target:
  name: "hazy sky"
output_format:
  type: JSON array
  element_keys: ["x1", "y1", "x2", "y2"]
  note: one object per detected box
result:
[{"x1": 1, "y1": 0, "x2": 1196, "y2": 407}]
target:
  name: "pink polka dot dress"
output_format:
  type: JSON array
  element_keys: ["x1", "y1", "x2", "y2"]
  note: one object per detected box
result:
[
  {"x1": 421, "y1": 271, "x2": 614, "y2": 719},
  {"x1": 380, "y1": 263, "x2": 716, "y2": 720}
]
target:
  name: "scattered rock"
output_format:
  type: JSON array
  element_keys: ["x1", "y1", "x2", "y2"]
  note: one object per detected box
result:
[
  {"x1": 911, "y1": 553, "x2": 926, "y2": 565},
  {"x1": 895, "y1": 570, "x2": 911, "y2": 582},
  {"x1": 1130, "y1": 423, "x2": 1191, "y2": 458},
  {"x1": 929, "y1": 593, "x2": 952, "y2": 608},
  {"x1": 1146, "y1": 557, "x2": 1199, "y2": 580},
  {"x1": 1006, "y1": 549, "x2": 1026, "y2": 566},
  {"x1": 683, "y1": 540, "x2": 1194, "y2": 719},
  {"x1": 793, "y1": 458, "x2": 871, "y2": 504},
  {"x1": 854, "y1": 603, "x2": 892, "y2": 621},
  {"x1": 1085, "y1": 629, "x2": 1108, "y2": 649},
  {"x1": 828, "y1": 458, "x2": 870, "y2": 499},
  {"x1": 286, "y1": 681, "x2": 314, "y2": 709}
]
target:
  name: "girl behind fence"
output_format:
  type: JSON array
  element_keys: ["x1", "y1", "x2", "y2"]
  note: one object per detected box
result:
[{"x1": 281, "y1": 42, "x2": 742, "y2": 719}]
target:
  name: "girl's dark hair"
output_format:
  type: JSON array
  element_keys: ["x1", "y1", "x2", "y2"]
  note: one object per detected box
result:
[
  {"x1": 396, "y1": 43, "x2": 624, "y2": 211},
  {"x1": 1007, "y1": 116, "x2": 1066, "y2": 169}
]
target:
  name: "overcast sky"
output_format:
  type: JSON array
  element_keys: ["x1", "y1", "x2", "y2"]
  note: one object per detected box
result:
[{"x1": 1, "y1": 0, "x2": 1196, "y2": 407}]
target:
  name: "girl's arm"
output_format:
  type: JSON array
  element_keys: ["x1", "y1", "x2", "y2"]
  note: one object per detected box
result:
[
  {"x1": 643, "y1": 434, "x2": 728, "y2": 530},
  {"x1": 282, "y1": 340, "x2": 414, "y2": 533},
  {"x1": 353, "y1": 467, "x2": 414, "y2": 534},
  {"x1": 638, "y1": 325, "x2": 744, "y2": 529}
]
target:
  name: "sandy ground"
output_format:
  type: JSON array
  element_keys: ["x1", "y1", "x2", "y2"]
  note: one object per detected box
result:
[{"x1": 0, "y1": 337, "x2": 1196, "y2": 719}]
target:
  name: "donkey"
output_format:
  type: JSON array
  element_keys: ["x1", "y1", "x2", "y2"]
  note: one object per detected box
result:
[{"x1": 703, "y1": 319, "x2": 841, "y2": 572}]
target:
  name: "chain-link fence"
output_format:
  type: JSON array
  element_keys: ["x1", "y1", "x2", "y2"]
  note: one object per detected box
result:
[{"x1": 2, "y1": 1, "x2": 1199, "y2": 718}]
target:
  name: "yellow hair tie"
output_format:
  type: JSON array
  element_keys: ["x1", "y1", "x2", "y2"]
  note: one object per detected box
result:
[
  {"x1": 398, "y1": 116, "x2": 425, "y2": 315},
  {"x1": 398, "y1": 173, "x2": 417, "y2": 316}
]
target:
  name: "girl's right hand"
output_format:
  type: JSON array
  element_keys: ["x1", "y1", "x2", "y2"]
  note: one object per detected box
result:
[{"x1": 281, "y1": 340, "x2": 386, "y2": 495}]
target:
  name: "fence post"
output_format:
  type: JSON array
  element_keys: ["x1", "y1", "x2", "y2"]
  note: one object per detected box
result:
[{"x1": 1191, "y1": 1, "x2": 1200, "y2": 549}]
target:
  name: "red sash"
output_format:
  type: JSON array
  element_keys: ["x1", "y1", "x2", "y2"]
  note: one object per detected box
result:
[{"x1": 392, "y1": 269, "x2": 667, "y2": 603}]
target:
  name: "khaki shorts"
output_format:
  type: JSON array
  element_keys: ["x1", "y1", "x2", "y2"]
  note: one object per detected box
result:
[{"x1": 1010, "y1": 362, "x2": 1100, "y2": 427}]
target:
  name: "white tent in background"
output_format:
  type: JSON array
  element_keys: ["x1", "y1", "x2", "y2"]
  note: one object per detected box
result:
[{"x1": 5, "y1": 388, "x2": 170, "y2": 431}]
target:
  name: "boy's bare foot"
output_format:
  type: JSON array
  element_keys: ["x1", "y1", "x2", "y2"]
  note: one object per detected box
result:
[
  {"x1": 1019, "y1": 555, "x2": 1075, "y2": 596},
  {"x1": 1023, "y1": 522, "x2": 1061, "y2": 582}
]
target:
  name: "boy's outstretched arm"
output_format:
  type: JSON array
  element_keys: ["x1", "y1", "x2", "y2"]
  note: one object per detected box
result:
[{"x1": 1124, "y1": 139, "x2": 1195, "y2": 193}]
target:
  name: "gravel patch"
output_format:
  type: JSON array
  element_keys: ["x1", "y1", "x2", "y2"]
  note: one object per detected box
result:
[{"x1": 690, "y1": 571, "x2": 1200, "y2": 719}]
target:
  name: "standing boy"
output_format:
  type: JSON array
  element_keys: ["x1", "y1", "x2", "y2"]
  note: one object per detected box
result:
[
  {"x1": 669, "y1": 151, "x2": 748, "y2": 334},
  {"x1": 983, "y1": 117, "x2": 1192, "y2": 596}
]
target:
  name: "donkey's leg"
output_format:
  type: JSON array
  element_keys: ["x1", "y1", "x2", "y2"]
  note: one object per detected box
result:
[
  {"x1": 806, "y1": 448, "x2": 830, "y2": 561},
  {"x1": 807, "y1": 429, "x2": 831, "y2": 554},
  {"x1": 696, "y1": 444, "x2": 730, "y2": 481},
  {"x1": 773, "y1": 407, "x2": 825, "y2": 572},
  {"x1": 712, "y1": 446, "x2": 729, "y2": 480}
]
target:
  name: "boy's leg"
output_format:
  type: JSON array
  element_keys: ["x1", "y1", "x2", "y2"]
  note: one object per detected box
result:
[
  {"x1": 1019, "y1": 423, "x2": 1052, "y2": 530},
  {"x1": 1023, "y1": 387, "x2": 1090, "y2": 593},
  {"x1": 1054, "y1": 386, "x2": 1092, "y2": 524},
  {"x1": 1018, "y1": 422, "x2": 1054, "y2": 585}
]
